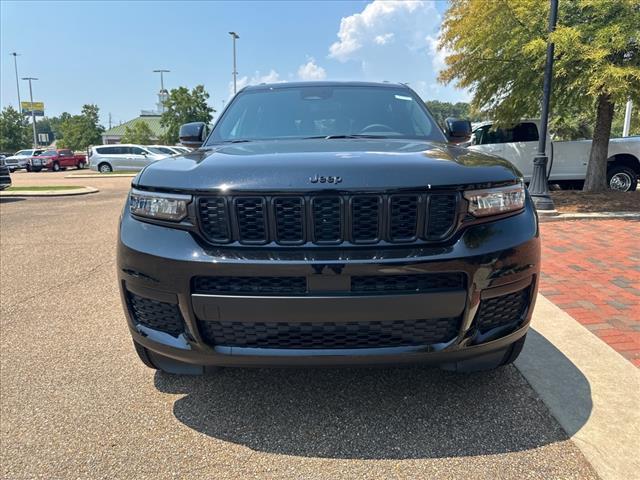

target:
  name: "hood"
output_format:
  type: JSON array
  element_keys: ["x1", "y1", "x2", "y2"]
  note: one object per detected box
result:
[{"x1": 136, "y1": 138, "x2": 521, "y2": 192}]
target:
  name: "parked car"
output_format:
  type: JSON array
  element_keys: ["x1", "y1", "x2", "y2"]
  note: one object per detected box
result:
[
  {"x1": 27, "y1": 149, "x2": 87, "y2": 172},
  {"x1": 467, "y1": 120, "x2": 640, "y2": 191},
  {"x1": 0, "y1": 157, "x2": 11, "y2": 190},
  {"x1": 5, "y1": 148, "x2": 44, "y2": 172},
  {"x1": 148, "y1": 145, "x2": 182, "y2": 155},
  {"x1": 88, "y1": 144, "x2": 168, "y2": 173},
  {"x1": 119, "y1": 81, "x2": 540, "y2": 375},
  {"x1": 171, "y1": 146, "x2": 191, "y2": 154}
]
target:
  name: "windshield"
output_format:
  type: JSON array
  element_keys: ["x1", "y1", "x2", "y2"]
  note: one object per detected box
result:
[
  {"x1": 16, "y1": 150, "x2": 33, "y2": 156},
  {"x1": 207, "y1": 85, "x2": 445, "y2": 144}
]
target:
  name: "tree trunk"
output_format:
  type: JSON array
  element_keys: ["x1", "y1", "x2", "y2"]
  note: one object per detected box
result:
[{"x1": 583, "y1": 93, "x2": 615, "y2": 192}]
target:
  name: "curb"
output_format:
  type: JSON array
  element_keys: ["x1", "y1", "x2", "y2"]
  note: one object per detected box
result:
[
  {"x1": 0, "y1": 186, "x2": 99, "y2": 197},
  {"x1": 540, "y1": 212, "x2": 640, "y2": 222},
  {"x1": 516, "y1": 294, "x2": 640, "y2": 480},
  {"x1": 65, "y1": 173, "x2": 136, "y2": 178}
]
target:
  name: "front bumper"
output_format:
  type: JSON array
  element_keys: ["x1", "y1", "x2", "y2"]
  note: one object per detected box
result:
[{"x1": 117, "y1": 197, "x2": 540, "y2": 367}]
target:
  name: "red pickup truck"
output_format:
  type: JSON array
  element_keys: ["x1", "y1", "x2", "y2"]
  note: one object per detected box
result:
[{"x1": 27, "y1": 149, "x2": 87, "y2": 172}]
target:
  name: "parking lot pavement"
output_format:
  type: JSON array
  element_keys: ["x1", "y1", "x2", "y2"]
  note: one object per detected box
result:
[
  {"x1": 0, "y1": 184, "x2": 599, "y2": 479},
  {"x1": 540, "y1": 220, "x2": 640, "y2": 367}
]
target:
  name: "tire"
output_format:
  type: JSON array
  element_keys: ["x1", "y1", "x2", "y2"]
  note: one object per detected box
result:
[
  {"x1": 26, "y1": 164, "x2": 32, "y2": 172},
  {"x1": 52, "y1": 162, "x2": 61, "y2": 172},
  {"x1": 607, "y1": 165, "x2": 638, "y2": 192},
  {"x1": 132, "y1": 341, "x2": 204, "y2": 375},
  {"x1": 98, "y1": 162, "x2": 113, "y2": 173},
  {"x1": 441, "y1": 334, "x2": 527, "y2": 372},
  {"x1": 77, "y1": 161, "x2": 85, "y2": 170}
]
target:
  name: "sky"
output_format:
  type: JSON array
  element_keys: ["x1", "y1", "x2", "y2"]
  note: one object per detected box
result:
[{"x1": 0, "y1": 0, "x2": 469, "y2": 127}]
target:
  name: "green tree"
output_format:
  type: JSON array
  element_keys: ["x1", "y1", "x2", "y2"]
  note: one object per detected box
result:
[
  {"x1": 121, "y1": 121, "x2": 154, "y2": 145},
  {"x1": 425, "y1": 100, "x2": 485, "y2": 129},
  {"x1": 438, "y1": 0, "x2": 640, "y2": 192},
  {"x1": 57, "y1": 105, "x2": 104, "y2": 151},
  {"x1": 0, "y1": 106, "x2": 29, "y2": 152},
  {"x1": 160, "y1": 85, "x2": 214, "y2": 144}
]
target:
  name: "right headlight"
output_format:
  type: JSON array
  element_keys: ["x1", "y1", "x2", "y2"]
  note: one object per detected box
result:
[
  {"x1": 463, "y1": 183, "x2": 525, "y2": 217},
  {"x1": 129, "y1": 189, "x2": 191, "y2": 222}
]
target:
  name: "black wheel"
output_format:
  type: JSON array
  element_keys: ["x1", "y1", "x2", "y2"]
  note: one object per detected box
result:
[
  {"x1": 132, "y1": 341, "x2": 204, "y2": 375},
  {"x1": 52, "y1": 162, "x2": 61, "y2": 172},
  {"x1": 26, "y1": 164, "x2": 32, "y2": 172},
  {"x1": 98, "y1": 162, "x2": 113, "y2": 173},
  {"x1": 77, "y1": 161, "x2": 86, "y2": 170},
  {"x1": 440, "y1": 334, "x2": 527, "y2": 372},
  {"x1": 607, "y1": 165, "x2": 638, "y2": 192}
]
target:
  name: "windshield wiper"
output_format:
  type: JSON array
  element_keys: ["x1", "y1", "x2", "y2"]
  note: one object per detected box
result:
[
  {"x1": 303, "y1": 134, "x2": 390, "y2": 140},
  {"x1": 219, "y1": 139, "x2": 253, "y2": 144}
]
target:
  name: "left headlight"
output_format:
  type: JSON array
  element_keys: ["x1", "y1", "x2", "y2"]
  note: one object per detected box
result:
[
  {"x1": 463, "y1": 183, "x2": 525, "y2": 217},
  {"x1": 129, "y1": 188, "x2": 191, "y2": 222}
]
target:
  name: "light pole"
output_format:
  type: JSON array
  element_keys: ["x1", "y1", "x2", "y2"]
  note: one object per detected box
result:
[
  {"x1": 153, "y1": 69, "x2": 170, "y2": 113},
  {"x1": 10, "y1": 52, "x2": 22, "y2": 119},
  {"x1": 229, "y1": 31, "x2": 239, "y2": 94},
  {"x1": 529, "y1": 0, "x2": 558, "y2": 213},
  {"x1": 22, "y1": 77, "x2": 38, "y2": 148}
]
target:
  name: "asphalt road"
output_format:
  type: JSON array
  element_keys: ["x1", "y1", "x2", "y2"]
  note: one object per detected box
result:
[{"x1": 0, "y1": 171, "x2": 599, "y2": 479}]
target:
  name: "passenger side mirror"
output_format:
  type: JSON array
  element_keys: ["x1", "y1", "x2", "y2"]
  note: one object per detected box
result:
[
  {"x1": 445, "y1": 118, "x2": 472, "y2": 144},
  {"x1": 179, "y1": 122, "x2": 208, "y2": 148}
]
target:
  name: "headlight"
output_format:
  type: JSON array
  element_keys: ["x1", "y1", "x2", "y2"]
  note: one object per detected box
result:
[
  {"x1": 464, "y1": 183, "x2": 525, "y2": 217},
  {"x1": 129, "y1": 189, "x2": 191, "y2": 221}
]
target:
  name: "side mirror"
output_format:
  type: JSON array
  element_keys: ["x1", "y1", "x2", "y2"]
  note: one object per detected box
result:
[
  {"x1": 179, "y1": 122, "x2": 208, "y2": 148},
  {"x1": 445, "y1": 118, "x2": 472, "y2": 144}
]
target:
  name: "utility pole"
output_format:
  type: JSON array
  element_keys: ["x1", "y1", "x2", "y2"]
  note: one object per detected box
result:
[
  {"x1": 108, "y1": 112, "x2": 113, "y2": 130},
  {"x1": 10, "y1": 52, "x2": 22, "y2": 120},
  {"x1": 22, "y1": 77, "x2": 38, "y2": 148},
  {"x1": 528, "y1": 0, "x2": 558, "y2": 214},
  {"x1": 153, "y1": 69, "x2": 170, "y2": 113},
  {"x1": 229, "y1": 32, "x2": 240, "y2": 94}
]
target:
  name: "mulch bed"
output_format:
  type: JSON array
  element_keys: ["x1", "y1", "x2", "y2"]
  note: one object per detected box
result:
[{"x1": 550, "y1": 190, "x2": 640, "y2": 213}]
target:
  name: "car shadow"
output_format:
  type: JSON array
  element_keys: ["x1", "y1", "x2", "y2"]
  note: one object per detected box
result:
[
  {"x1": 154, "y1": 329, "x2": 591, "y2": 460},
  {"x1": 0, "y1": 197, "x2": 26, "y2": 203}
]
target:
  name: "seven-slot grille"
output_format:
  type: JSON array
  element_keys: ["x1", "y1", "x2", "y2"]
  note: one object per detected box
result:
[{"x1": 197, "y1": 192, "x2": 458, "y2": 246}]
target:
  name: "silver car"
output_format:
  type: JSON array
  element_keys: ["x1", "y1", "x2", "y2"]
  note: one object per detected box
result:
[
  {"x1": 5, "y1": 149, "x2": 44, "y2": 171},
  {"x1": 88, "y1": 144, "x2": 168, "y2": 173}
]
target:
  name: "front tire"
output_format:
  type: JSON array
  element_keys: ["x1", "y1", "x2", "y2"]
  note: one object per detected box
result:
[
  {"x1": 52, "y1": 162, "x2": 61, "y2": 172},
  {"x1": 77, "y1": 161, "x2": 86, "y2": 170},
  {"x1": 98, "y1": 162, "x2": 113, "y2": 173},
  {"x1": 608, "y1": 165, "x2": 638, "y2": 192}
]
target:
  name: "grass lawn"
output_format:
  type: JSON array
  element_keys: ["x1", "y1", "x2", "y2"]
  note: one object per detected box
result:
[{"x1": 7, "y1": 185, "x2": 85, "y2": 191}]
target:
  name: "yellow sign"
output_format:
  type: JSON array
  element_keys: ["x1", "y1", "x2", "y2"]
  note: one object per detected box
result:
[{"x1": 21, "y1": 101, "x2": 45, "y2": 116}]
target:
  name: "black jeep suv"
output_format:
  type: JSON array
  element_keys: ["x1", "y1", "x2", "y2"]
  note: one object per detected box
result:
[{"x1": 118, "y1": 82, "x2": 539, "y2": 374}]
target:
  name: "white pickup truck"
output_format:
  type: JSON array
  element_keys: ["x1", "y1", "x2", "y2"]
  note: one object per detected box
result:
[{"x1": 467, "y1": 120, "x2": 640, "y2": 191}]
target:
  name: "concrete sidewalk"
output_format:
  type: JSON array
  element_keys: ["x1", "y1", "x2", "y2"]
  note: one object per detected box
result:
[{"x1": 517, "y1": 294, "x2": 640, "y2": 480}]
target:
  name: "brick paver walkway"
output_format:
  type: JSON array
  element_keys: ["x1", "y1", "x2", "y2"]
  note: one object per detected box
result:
[{"x1": 540, "y1": 219, "x2": 640, "y2": 367}]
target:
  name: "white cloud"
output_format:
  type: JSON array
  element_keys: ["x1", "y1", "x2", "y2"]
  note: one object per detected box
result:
[
  {"x1": 374, "y1": 33, "x2": 394, "y2": 45},
  {"x1": 426, "y1": 34, "x2": 449, "y2": 73},
  {"x1": 329, "y1": 0, "x2": 432, "y2": 62},
  {"x1": 297, "y1": 58, "x2": 327, "y2": 81},
  {"x1": 229, "y1": 69, "x2": 284, "y2": 95}
]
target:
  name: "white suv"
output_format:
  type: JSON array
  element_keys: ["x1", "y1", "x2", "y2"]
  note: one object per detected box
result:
[
  {"x1": 5, "y1": 149, "x2": 44, "y2": 171},
  {"x1": 88, "y1": 144, "x2": 169, "y2": 173}
]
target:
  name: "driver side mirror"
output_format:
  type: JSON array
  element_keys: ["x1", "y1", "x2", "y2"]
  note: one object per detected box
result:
[
  {"x1": 445, "y1": 118, "x2": 472, "y2": 144},
  {"x1": 179, "y1": 122, "x2": 209, "y2": 148}
]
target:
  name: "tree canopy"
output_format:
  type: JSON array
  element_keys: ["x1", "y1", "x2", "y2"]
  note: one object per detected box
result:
[
  {"x1": 439, "y1": 0, "x2": 640, "y2": 191},
  {"x1": 160, "y1": 85, "x2": 214, "y2": 144},
  {"x1": 121, "y1": 121, "x2": 154, "y2": 145},
  {"x1": 0, "y1": 106, "x2": 29, "y2": 152},
  {"x1": 424, "y1": 100, "x2": 484, "y2": 129},
  {"x1": 57, "y1": 105, "x2": 105, "y2": 151}
]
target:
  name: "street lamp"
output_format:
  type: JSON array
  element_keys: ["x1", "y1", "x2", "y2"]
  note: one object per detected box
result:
[
  {"x1": 153, "y1": 69, "x2": 170, "y2": 113},
  {"x1": 10, "y1": 52, "x2": 22, "y2": 119},
  {"x1": 21, "y1": 77, "x2": 38, "y2": 148},
  {"x1": 229, "y1": 31, "x2": 240, "y2": 94},
  {"x1": 529, "y1": 0, "x2": 558, "y2": 213}
]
